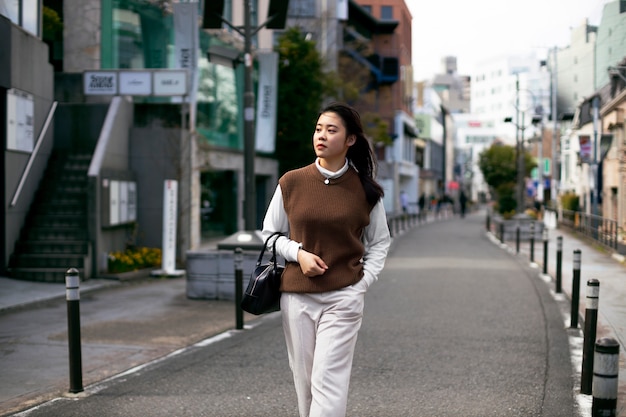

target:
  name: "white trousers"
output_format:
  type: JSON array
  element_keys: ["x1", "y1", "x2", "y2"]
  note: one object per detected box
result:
[{"x1": 281, "y1": 280, "x2": 366, "y2": 417}]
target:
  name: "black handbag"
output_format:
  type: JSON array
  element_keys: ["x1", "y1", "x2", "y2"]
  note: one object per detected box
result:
[{"x1": 241, "y1": 232, "x2": 284, "y2": 315}]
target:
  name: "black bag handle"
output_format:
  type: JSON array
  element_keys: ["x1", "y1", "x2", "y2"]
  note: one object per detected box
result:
[{"x1": 256, "y1": 231, "x2": 284, "y2": 266}]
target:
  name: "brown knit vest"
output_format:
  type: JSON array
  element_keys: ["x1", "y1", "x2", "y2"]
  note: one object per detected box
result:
[{"x1": 279, "y1": 163, "x2": 372, "y2": 293}]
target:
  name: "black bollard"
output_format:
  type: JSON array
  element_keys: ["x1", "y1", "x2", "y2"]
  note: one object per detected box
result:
[
  {"x1": 65, "y1": 268, "x2": 83, "y2": 393},
  {"x1": 500, "y1": 223, "x2": 504, "y2": 244},
  {"x1": 581, "y1": 279, "x2": 600, "y2": 395},
  {"x1": 516, "y1": 226, "x2": 520, "y2": 254},
  {"x1": 592, "y1": 338, "x2": 619, "y2": 416},
  {"x1": 542, "y1": 228, "x2": 549, "y2": 274},
  {"x1": 556, "y1": 236, "x2": 563, "y2": 293},
  {"x1": 234, "y1": 248, "x2": 244, "y2": 330},
  {"x1": 486, "y1": 213, "x2": 490, "y2": 231},
  {"x1": 529, "y1": 222, "x2": 535, "y2": 263},
  {"x1": 570, "y1": 249, "x2": 582, "y2": 328}
]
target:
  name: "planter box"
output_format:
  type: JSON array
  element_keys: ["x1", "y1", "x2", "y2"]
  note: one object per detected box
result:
[
  {"x1": 100, "y1": 267, "x2": 154, "y2": 281},
  {"x1": 185, "y1": 249, "x2": 274, "y2": 301},
  {"x1": 492, "y1": 216, "x2": 544, "y2": 241}
]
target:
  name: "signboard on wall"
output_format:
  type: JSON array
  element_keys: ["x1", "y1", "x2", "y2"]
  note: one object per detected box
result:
[
  {"x1": 6, "y1": 88, "x2": 34, "y2": 152},
  {"x1": 84, "y1": 70, "x2": 188, "y2": 96},
  {"x1": 84, "y1": 71, "x2": 118, "y2": 95},
  {"x1": 119, "y1": 71, "x2": 152, "y2": 96},
  {"x1": 102, "y1": 178, "x2": 138, "y2": 227}
]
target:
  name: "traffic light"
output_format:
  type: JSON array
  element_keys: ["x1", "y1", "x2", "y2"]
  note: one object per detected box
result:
[
  {"x1": 266, "y1": 0, "x2": 289, "y2": 29},
  {"x1": 203, "y1": 0, "x2": 225, "y2": 29}
]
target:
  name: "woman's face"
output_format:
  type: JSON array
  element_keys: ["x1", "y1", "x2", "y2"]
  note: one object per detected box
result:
[{"x1": 313, "y1": 112, "x2": 355, "y2": 168}]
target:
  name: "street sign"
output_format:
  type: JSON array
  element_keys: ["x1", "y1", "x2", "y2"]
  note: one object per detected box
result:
[{"x1": 83, "y1": 70, "x2": 188, "y2": 97}]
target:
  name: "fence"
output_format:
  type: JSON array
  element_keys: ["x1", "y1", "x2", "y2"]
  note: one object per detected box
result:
[{"x1": 555, "y1": 209, "x2": 621, "y2": 253}]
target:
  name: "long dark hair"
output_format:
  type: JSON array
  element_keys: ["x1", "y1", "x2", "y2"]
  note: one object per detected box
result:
[{"x1": 319, "y1": 102, "x2": 384, "y2": 206}]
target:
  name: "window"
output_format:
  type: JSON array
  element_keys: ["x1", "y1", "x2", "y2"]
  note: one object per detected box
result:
[
  {"x1": 0, "y1": 0, "x2": 40, "y2": 36},
  {"x1": 289, "y1": 0, "x2": 316, "y2": 17},
  {"x1": 362, "y1": 5, "x2": 372, "y2": 13},
  {"x1": 381, "y1": 5, "x2": 393, "y2": 20}
]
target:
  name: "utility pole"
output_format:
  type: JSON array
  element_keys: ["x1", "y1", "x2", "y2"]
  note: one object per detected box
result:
[
  {"x1": 243, "y1": 0, "x2": 255, "y2": 231},
  {"x1": 551, "y1": 46, "x2": 558, "y2": 205},
  {"x1": 203, "y1": 0, "x2": 289, "y2": 231},
  {"x1": 591, "y1": 95, "x2": 600, "y2": 217}
]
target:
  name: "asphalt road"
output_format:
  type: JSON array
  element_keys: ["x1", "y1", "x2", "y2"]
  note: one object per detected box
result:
[{"x1": 6, "y1": 212, "x2": 579, "y2": 416}]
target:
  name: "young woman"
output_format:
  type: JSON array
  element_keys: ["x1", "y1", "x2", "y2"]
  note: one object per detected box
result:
[{"x1": 262, "y1": 102, "x2": 391, "y2": 417}]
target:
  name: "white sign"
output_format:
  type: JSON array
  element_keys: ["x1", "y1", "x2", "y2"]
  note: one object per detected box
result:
[
  {"x1": 161, "y1": 180, "x2": 178, "y2": 273},
  {"x1": 83, "y1": 70, "x2": 188, "y2": 96},
  {"x1": 174, "y1": 3, "x2": 198, "y2": 71},
  {"x1": 6, "y1": 88, "x2": 34, "y2": 152},
  {"x1": 119, "y1": 71, "x2": 152, "y2": 96},
  {"x1": 154, "y1": 71, "x2": 188, "y2": 96},
  {"x1": 104, "y1": 179, "x2": 137, "y2": 226},
  {"x1": 109, "y1": 180, "x2": 119, "y2": 225},
  {"x1": 255, "y1": 52, "x2": 278, "y2": 153},
  {"x1": 84, "y1": 71, "x2": 117, "y2": 95}
]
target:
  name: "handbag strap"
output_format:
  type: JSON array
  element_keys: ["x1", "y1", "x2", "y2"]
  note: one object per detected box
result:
[{"x1": 256, "y1": 231, "x2": 284, "y2": 266}]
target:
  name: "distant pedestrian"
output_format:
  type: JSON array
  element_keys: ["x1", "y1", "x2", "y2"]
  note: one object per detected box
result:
[
  {"x1": 459, "y1": 189, "x2": 468, "y2": 218},
  {"x1": 418, "y1": 193, "x2": 426, "y2": 220},
  {"x1": 261, "y1": 102, "x2": 391, "y2": 417},
  {"x1": 400, "y1": 190, "x2": 408, "y2": 213}
]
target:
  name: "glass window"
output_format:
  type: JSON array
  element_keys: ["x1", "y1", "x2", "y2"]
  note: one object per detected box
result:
[
  {"x1": 289, "y1": 0, "x2": 316, "y2": 17},
  {"x1": 0, "y1": 0, "x2": 40, "y2": 36},
  {"x1": 104, "y1": 0, "x2": 242, "y2": 149},
  {"x1": 381, "y1": 5, "x2": 393, "y2": 20}
]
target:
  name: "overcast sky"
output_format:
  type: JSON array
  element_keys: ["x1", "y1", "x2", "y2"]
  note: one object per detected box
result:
[{"x1": 407, "y1": 0, "x2": 611, "y2": 80}]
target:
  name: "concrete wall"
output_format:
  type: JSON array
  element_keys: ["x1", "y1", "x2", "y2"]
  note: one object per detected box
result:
[
  {"x1": 2, "y1": 17, "x2": 55, "y2": 272},
  {"x1": 88, "y1": 97, "x2": 136, "y2": 274}
]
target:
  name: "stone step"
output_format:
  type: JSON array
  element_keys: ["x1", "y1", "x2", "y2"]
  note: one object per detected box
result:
[
  {"x1": 8, "y1": 267, "x2": 85, "y2": 283},
  {"x1": 25, "y1": 227, "x2": 88, "y2": 241},
  {"x1": 15, "y1": 240, "x2": 90, "y2": 254},
  {"x1": 10, "y1": 253, "x2": 86, "y2": 269}
]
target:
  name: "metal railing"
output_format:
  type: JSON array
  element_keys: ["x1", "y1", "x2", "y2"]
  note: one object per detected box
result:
[
  {"x1": 559, "y1": 209, "x2": 620, "y2": 251},
  {"x1": 10, "y1": 101, "x2": 58, "y2": 207}
]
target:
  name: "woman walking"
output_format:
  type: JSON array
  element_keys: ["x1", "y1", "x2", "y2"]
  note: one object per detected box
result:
[{"x1": 262, "y1": 102, "x2": 391, "y2": 417}]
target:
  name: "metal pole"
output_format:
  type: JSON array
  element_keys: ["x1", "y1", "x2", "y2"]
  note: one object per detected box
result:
[
  {"x1": 516, "y1": 226, "x2": 520, "y2": 254},
  {"x1": 542, "y1": 228, "x2": 549, "y2": 274},
  {"x1": 500, "y1": 223, "x2": 505, "y2": 244},
  {"x1": 234, "y1": 248, "x2": 244, "y2": 330},
  {"x1": 520, "y1": 111, "x2": 526, "y2": 212},
  {"x1": 570, "y1": 249, "x2": 582, "y2": 328},
  {"x1": 591, "y1": 95, "x2": 599, "y2": 218},
  {"x1": 592, "y1": 338, "x2": 619, "y2": 416},
  {"x1": 65, "y1": 268, "x2": 83, "y2": 393},
  {"x1": 529, "y1": 221, "x2": 535, "y2": 263},
  {"x1": 581, "y1": 279, "x2": 600, "y2": 394},
  {"x1": 537, "y1": 120, "x2": 543, "y2": 204},
  {"x1": 515, "y1": 77, "x2": 522, "y2": 213},
  {"x1": 243, "y1": 0, "x2": 256, "y2": 231},
  {"x1": 551, "y1": 46, "x2": 558, "y2": 204},
  {"x1": 556, "y1": 236, "x2": 563, "y2": 293}
]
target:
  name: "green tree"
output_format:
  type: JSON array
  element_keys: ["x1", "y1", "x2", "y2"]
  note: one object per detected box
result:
[
  {"x1": 274, "y1": 28, "x2": 329, "y2": 175},
  {"x1": 478, "y1": 142, "x2": 536, "y2": 214}
]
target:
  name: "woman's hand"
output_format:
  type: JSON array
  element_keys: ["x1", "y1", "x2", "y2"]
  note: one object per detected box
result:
[{"x1": 297, "y1": 249, "x2": 328, "y2": 277}]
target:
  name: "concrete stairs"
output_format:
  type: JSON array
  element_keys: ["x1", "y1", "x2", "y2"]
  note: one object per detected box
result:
[{"x1": 9, "y1": 152, "x2": 91, "y2": 282}]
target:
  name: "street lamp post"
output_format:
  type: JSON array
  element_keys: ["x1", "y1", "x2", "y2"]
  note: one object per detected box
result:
[
  {"x1": 204, "y1": 0, "x2": 289, "y2": 231},
  {"x1": 505, "y1": 78, "x2": 541, "y2": 213}
]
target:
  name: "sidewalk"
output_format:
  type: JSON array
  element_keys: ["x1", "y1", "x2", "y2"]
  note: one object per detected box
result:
[{"x1": 490, "y1": 222, "x2": 626, "y2": 413}]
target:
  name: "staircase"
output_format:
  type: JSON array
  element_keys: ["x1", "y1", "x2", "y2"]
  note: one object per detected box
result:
[{"x1": 9, "y1": 152, "x2": 92, "y2": 282}]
